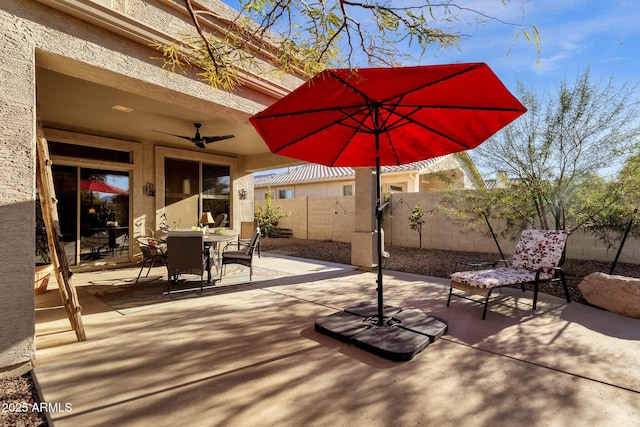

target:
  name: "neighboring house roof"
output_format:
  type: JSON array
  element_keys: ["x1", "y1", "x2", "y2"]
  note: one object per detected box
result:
[
  {"x1": 484, "y1": 177, "x2": 520, "y2": 189},
  {"x1": 255, "y1": 156, "x2": 451, "y2": 187}
]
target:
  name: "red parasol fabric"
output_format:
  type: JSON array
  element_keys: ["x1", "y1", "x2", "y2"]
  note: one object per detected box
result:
[
  {"x1": 80, "y1": 180, "x2": 128, "y2": 195},
  {"x1": 250, "y1": 63, "x2": 526, "y2": 168}
]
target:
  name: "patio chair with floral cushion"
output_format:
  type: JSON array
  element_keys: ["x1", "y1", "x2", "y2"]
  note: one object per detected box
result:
[{"x1": 447, "y1": 229, "x2": 571, "y2": 319}]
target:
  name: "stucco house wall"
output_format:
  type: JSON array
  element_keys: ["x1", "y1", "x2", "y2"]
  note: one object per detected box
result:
[
  {"x1": 0, "y1": 0, "x2": 300, "y2": 372},
  {"x1": 255, "y1": 154, "x2": 481, "y2": 200}
]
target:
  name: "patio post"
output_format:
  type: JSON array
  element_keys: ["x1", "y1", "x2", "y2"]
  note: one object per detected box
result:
[{"x1": 350, "y1": 168, "x2": 377, "y2": 271}]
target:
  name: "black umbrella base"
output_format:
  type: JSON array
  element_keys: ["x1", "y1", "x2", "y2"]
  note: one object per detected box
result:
[{"x1": 315, "y1": 301, "x2": 448, "y2": 362}]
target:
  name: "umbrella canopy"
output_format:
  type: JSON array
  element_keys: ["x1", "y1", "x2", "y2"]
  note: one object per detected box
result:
[
  {"x1": 81, "y1": 179, "x2": 128, "y2": 195},
  {"x1": 250, "y1": 63, "x2": 526, "y2": 335},
  {"x1": 250, "y1": 63, "x2": 526, "y2": 168}
]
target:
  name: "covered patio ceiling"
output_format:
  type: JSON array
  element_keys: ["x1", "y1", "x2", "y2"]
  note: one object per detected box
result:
[{"x1": 35, "y1": 63, "x2": 303, "y2": 172}]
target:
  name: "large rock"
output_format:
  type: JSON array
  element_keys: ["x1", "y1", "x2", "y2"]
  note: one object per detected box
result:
[{"x1": 578, "y1": 272, "x2": 640, "y2": 319}]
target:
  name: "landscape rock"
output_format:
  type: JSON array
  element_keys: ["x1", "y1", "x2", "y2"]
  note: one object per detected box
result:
[{"x1": 578, "y1": 272, "x2": 640, "y2": 319}]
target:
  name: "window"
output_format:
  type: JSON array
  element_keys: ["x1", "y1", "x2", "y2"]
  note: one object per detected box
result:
[
  {"x1": 202, "y1": 164, "x2": 230, "y2": 219},
  {"x1": 49, "y1": 141, "x2": 131, "y2": 163},
  {"x1": 278, "y1": 189, "x2": 293, "y2": 199},
  {"x1": 164, "y1": 158, "x2": 230, "y2": 228},
  {"x1": 343, "y1": 185, "x2": 353, "y2": 196},
  {"x1": 387, "y1": 185, "x2": 403, "y2": 192}
]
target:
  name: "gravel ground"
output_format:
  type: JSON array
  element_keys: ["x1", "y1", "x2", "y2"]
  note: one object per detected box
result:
[
  {"x1": 4, "y1": 237, "x2": 637, "y2": 426},
  {"x1": 0, "y1": 372, "x2": 47, "y2": 427},
  {"x1": 261, "y1": 237, "x2": 640, "y2": 305}
]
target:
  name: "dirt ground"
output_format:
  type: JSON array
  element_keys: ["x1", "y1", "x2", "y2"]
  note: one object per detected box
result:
[{"x1": 260, "y1": 237, "x2": 640, "y2": 305}]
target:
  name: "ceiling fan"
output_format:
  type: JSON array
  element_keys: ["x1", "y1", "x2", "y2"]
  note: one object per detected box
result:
[{"x1": 152, "y1": 123, "x2": 235, "y2": 149}]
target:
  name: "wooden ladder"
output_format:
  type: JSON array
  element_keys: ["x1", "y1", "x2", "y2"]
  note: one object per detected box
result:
[{"x1": 35, "y1": 126, "x2": 86, "y2": 341}]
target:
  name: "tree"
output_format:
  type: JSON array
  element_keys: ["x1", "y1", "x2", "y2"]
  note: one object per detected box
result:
[
  {"x1": 408, "y1": 204, "x2": 426, "y2": 249},
  {"x1": 254, "y1": 187, "x2": 287, "y2": 237},
  {"x1": 582, "y1": 152, "x2": 640, "y2": 248},
  {"x1": 439, "y1": 69, "x2": 640, "y2": 240},
  {"x1": 154, "y1": 0, "x2": 540, "y2": 90}
]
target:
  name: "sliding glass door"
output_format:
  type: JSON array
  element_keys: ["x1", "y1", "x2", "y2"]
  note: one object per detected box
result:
[{"x1": 44, "y1": 165, "x2": 130, "y2": 266}]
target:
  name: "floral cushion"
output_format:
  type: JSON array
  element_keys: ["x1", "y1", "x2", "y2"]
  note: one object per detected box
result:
[
  {"x1": 449, "y1": 229, "x2": 568, "y2": 290},
  {"x1": 510, "y1": 230, "x2": 568, "y2": 275},
  {"x1": 450, "y1": 268, "x2": 553, "y2": 290}
]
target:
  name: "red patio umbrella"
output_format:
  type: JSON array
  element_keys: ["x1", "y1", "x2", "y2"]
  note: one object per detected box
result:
[
  {"x1": 250, "y1": 63, "x2": 526, "y2": 359},
  {"x1": 80, "y1": 179, "x2": 128, "y2": 195},
  {"x1": 250, "y1": 63, "x2": 525, "y2": 167}
]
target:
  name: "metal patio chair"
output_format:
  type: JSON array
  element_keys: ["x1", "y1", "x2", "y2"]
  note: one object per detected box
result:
[{"x1": 447, "y1": 229, "x2": 571, "y2": 319}]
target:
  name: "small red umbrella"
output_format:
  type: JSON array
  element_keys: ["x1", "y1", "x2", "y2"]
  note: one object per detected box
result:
[
  {"x1": 80, "y1": 179, "x2": 128, "y2": 195},
  {"x1": 250, "y1": 63, "x2": 526, "y2": 356}
]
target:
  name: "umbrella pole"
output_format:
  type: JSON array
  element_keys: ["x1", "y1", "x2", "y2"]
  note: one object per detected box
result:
[{"x1": 375, "y1": 129, "x2": 385, "y2": 327}]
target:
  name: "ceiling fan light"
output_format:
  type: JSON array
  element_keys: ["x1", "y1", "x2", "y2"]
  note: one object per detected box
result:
[{"x1": 112, "y1": 104, "x2": 133, "y2": 113}]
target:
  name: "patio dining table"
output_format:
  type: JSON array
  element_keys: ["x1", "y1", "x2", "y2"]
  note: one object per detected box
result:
[{"x1": 204, "y1": 231, "x2": 238, "y2": 280}]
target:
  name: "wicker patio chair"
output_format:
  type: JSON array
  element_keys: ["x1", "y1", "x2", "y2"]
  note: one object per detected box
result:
[
  {"x1": 166, "y1": 231, "x2": 209, "y2": 293},
  {"x1": 220, "y1": 227, "x2": 260, "y2": 282},
  {"x1": 135, "y1": 237, "x2": 167, "y2": 283}
]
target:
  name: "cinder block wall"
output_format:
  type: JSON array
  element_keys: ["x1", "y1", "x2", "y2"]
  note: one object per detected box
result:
[{"x1": 259, "y1": 192, "x2": 640, "y2": 265}]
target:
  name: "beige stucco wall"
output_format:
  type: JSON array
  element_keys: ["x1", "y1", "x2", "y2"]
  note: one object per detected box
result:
[
  {"x1": 275, "y1": 180, "x2": 355, "y2": 199},
  {"x1": 256, "y1": 172, "x2": 435, "y2": 201},
  {"x1": 0, "y1": 6, "x2": 37, "y2": 370}
]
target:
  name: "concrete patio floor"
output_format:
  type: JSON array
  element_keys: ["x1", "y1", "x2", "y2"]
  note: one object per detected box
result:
[{"x1": 34, "y1": 253, "x2": 640, "y2": 426}]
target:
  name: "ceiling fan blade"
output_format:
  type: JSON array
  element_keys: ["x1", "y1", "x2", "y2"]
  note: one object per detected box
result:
[
  {"x1": 151, "y1": 129, "x2": 193, "y2": 141},
  {"x1": 153, "y1": 125, "x2": 233, "y2": 149},
  {"x1": 202, "y1": 135, "x2": 235, "y2": 144}
]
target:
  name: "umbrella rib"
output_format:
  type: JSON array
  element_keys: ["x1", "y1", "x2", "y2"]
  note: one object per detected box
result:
[
  {"x1": 327, "y1": 64, "x2": 487, "y2": 114},
  {"x1": 381, "y1": 103, "x2": 474, "y2": 150},
  {"x1": 328, "y1": 70, "x2": 377, "y2": 104},
  {"x1": 272, "y1": 105, "x2": 376, "y2": 154},
  {"x1": 325, "y1": 67, "x2": 479, "y2": 111},
  {"x1": 253, "y1": 104, "x2": 366, "y2": 120},
  {"x1": 380, "y1": 103, "x2": 525, "y2": 113},
  {"x1": 329, "y1": 128, "x2": 360, "y2": 167},
  {"x1": 376, "y1": 64, "x2": 480, "y2": 105},
  {"x1": 327, "y1": 66, "x2": 477, "y2": 105},
  {"x1": 377, "y1": 101, "x2": 523, "y2": 150},
  {"x1": 371, "y1": 102, "x2": 472, "y2": 152}
]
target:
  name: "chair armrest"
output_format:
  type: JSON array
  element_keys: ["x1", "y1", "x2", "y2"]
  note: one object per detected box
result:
[
  {"x1": 533, "y1": 265, "x2": 564, "y2": 279},
  {"x1": 219, "y1": 241, "x2": 235, "y2": 253},
  {"x1": 492, "y1": 259, "x2": 510, "y2": 268}
]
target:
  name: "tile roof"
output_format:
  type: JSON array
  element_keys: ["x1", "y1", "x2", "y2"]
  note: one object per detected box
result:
[
  {"x1": 484, "y1": 177, "x2": 520, "y2": 189},
  {"x1": 254, "y1": 156, "x2": 450, "y2": 187}
]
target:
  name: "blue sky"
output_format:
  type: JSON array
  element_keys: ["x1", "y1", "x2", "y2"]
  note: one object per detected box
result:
[
  {"x1": 425, "y1": 0, "x2": 640, "y2": 95},
  {"x1": 223, "y1": 1, "x2": 639, "y2": 176}
]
